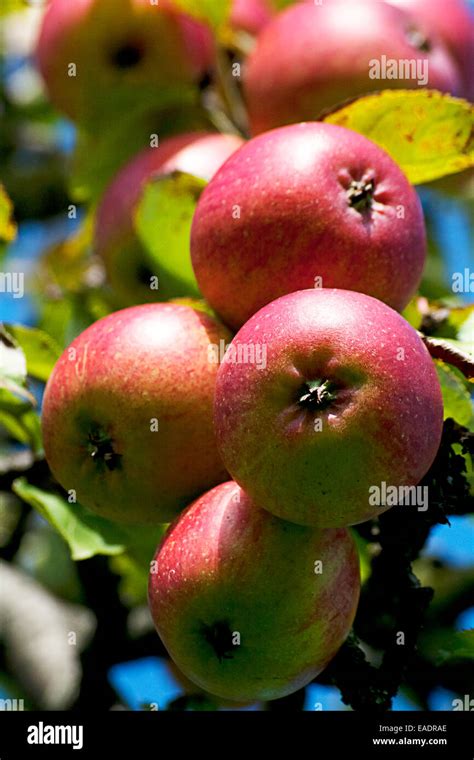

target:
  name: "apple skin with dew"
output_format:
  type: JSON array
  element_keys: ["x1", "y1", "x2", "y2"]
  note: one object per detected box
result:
[
  {"x1": 95, "y1": 132, "x2": 244, "y2": 307},
  {"x1": 386, "y1": 0, "x2": 474, "y2": 100},
  {"x1": 36, "y1": 0, "x2": 215, "y2": 122},
  {"x1": 42, "y1": 303, "x2": 232, "y2": 525},
  {"x1": 148, "y1": 481, "x2": 360, "y2": 702},
  {"x1": 191, "y1": 122, "x2": 427, "y2": 331},
  {"x1": 244, "y1": 0, "x2": 461, "y2": 135},
  {"x1": 214, "y1": 289, "x2": 444, "y2": 529}
]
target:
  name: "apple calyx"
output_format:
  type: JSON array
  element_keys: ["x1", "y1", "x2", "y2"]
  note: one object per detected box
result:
[
  {"x1": 298, "y1": 379, "x2": 338, "y2": 412},
  {"x1": 110, "y1": 42, "x2": 144, "y2": 69},
  {"x1": 405, "y1": 26, "x2": 432, "y2": 54},
  {"x1": 201, "y1": 620, "x2": 235, "y2": 662},
  {"x1": 347, "y1": 179, "x2": 375, "y2": 213},
  {"x1": 86, "y1": 426, "x2": 122, "y2": 472},
  {"x1": 136, "y1": 262, "x2": 155, "y2": 286}
]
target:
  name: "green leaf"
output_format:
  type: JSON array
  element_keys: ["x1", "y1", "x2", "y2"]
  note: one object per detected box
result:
[
  {"x1": 0, "y1": 389, "x2": 43, "y2": 457},
  {"x1": 70, "y1": 101, "x2": 206, "y2": 203},
  {"x1": 402, "y1": 299, "x2": 424, "y2": 331},
  {"x1": 111, "y1": 520, "x2": 166, "y2": 606},
  {"x1": 425, "y1": 336, "x2": 474, "y2": 380},
  {"x1": 124, "y1": 522, "x2": 167, "y2": 569},
  {"x1": 0, "y1": 327, "x2": 26, "y2": 386},
  {"x1": 431, "y1": 629, "x2": 474, "y2": 664},
  {"x1": 427, "y1": 304, "x2": 474, "y2": 341},
  {"x1": 0, "y1": 391, "x2": 42, "y2": 454},
  {"x1": 457, "y1": 311, "x2": 474, "y2": 343},
  {"x1": 13, "y1": 479, "x2": 127, "y2": 561},
  {"x1": 431, "y1": 338, "x2": 473, "y2": 359},
  {"x1": 134, "y1": 171, "x2": 205, "y2": 299},
  {"x1": 352, "y1": 532, "x2": 371, "y2": 585},
  {"x1": 0, "y1": 327, "x2": 42, "y2": 453},
  {"x1": 435, "y1": 361, "x2": 474, "y2": 430},
  {"x1": 5, "y1": 325, "x2": 61, "y2": 383},
  {"x1": 38, "y1": 299, "x2": 75, "y2": 350},
  {"x1": 170, "y1": 297, "x2": 220, "y2": 320},
  {"x1": 173, "y1": 0, "x2": 232, "y2": 29},
  {"x1": 324, "y1": 90, "x2": 474, "y2": 185},
  {"x1": 110, "y1": 554, "x2": 150, "y2": 607},
  {"x1": 38, "y1": 293, "x2": 113, "y2": 351},
  {"x1": 37, "y1": 215, "x2": 95, "y2": 293},
  {"x1": 403, "y1": 299, "x2": 474, "y2": 339},
  {"x1": 12, "y1": 479, "x2": 166, "y2": 562},
  {"x1": 0, "y1": 325, "x2": 34, "y2": 403}
]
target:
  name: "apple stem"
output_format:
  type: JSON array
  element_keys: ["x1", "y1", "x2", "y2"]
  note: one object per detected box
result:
[
  {"x1": 110, "y1": 43, "x2": 144, "y2": 70},
  {"x1": 298, "y1": 379, "x2": 338, "y2": 411},
  {"x1": 136, "y1": 263, "x2": 155, "y2": 287},
  {"x1": 213, "y1": 48, "x2": 249, "y2": 138}
]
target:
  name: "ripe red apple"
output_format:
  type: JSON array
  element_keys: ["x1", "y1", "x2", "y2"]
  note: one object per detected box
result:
[
  {"x1": 42, "y1": 303, "x2": 231, "y2": 525},
  {"x1": 191, "y1": 122, "x2": 427, "y2": 330},
  {"x1": 95, "y1": 132, "x2": 244, "y2": 307},
  {"x1": 244, "y1": 0, "x2": 462, "y2": 135},
  {"x1": 214, "y1": 289, "x2": 444, "y2": 528},
  {"x1": 148, "y1": 481, "x2": 360, "y2": 702},
  {"x1": 230, "y1": 0, "x2": 274, "y2": 35},
  {"x1": 36, "y1": 0, "x2": 215, "y2": 122},
  {"x1": 386, "y1": 0, "x2": 474, "y2": 100}
]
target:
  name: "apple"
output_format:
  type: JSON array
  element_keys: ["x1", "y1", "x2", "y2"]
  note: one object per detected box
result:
[
  {"x1": 148, "y1": 481, "x2": 360, "y2": 702},
  {"x1": 191, "y1": 121, "x2": 427, "y2": 331},
  {"x1": 214, "y1": 289, "x2": 444, "y2": 529},
  {"x1": 95, "y1": 132, "x2": 244, "y2": 307},
  {"x1": 244, "y1": 0, "x2": 462, "y2": 135},
  {"x1": 42, "y1": 303, "x2": 232, "y2": 525},
  {"x1": 385, "y1": 0, "x2": 474, "y2": 100},
  {"x1": 36, "y1": 0, "x2": 215, "y2": 122},
  {"x1": 230, "y1": 0, "x2": 274, "y2": 35}
]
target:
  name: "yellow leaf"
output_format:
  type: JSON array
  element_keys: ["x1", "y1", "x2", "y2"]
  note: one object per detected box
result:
[
  {"x1": 324, "y1": 90, "x2": 474, "y2": 185},
  {"x1": 172, "y1": 0, "x2": 232, "y2": 29},
  {"x1": 0, "y1": 184, "x2": 17, "y2": 244}
]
